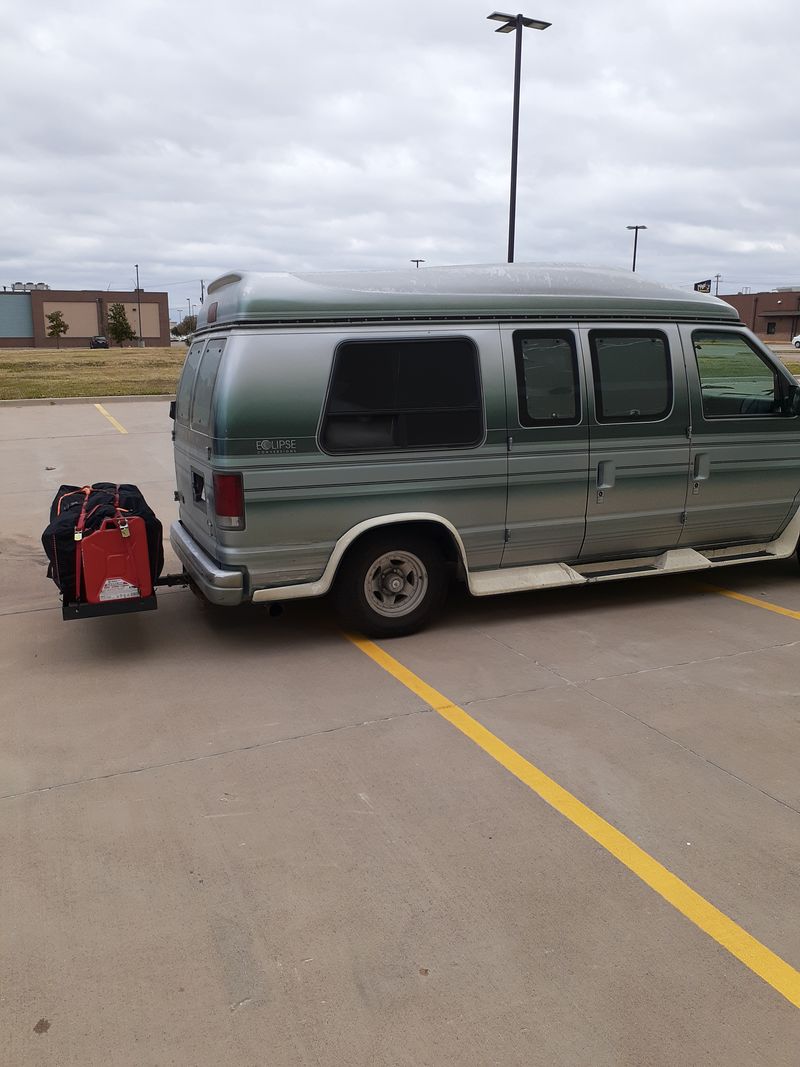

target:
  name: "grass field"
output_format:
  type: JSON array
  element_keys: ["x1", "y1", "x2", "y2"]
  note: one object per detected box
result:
[
  {"x1": 0, "y1": 342, "x2": 798, "y2": 402},
  {"x1": 778, "y1": 354, "x2": 800, "y2": 374},
  {"x1": 0, "y1": 345, "x2": 187, "y2": 400}
]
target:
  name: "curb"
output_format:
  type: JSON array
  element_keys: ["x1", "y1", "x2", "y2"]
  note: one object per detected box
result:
[{"x1": 0, "y1": 394, "x2": 176, "y2": 407}]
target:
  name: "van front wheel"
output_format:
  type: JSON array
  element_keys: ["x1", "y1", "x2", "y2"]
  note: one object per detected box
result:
[{"x1": 334, "y1": 532, "x2": 447, "y2": 637}]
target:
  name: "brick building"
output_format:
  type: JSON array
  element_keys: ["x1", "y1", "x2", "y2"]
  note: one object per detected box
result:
[
  {"x1": 719, "y1": 288, "x2": 800, "y2": 343},
  {"x1": 0, "y1": 283, "x2": 170, "y2": 348}
]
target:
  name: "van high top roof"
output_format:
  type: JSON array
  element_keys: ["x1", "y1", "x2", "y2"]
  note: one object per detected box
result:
[{"x1": 198, "y1": 263, "x2": 740, "y2": 329}]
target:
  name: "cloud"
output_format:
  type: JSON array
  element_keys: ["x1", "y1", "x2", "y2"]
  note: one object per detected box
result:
[{"x1": 1, "y1": 0, "x2": 798, "y2": 313}]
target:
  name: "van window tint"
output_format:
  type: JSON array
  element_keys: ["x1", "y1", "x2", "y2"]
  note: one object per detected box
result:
[
  {"x1": 693, "y1": 331, "x2": 786, "y2": 417},
  {"x1": 514, "y1": 332, "x2": 579, "y2": 425},
  {"x1": 190, "y1": 339, "x2": 226, "y2": 433},
  {"x1": 175, "y1": 340, "x2": 205, "y2": 424},
  {"x1": 322, "y1": 338, "x2": 482, "y2": 453},
  {"x1": 590, "y1": 331, "x2": 671, "y2": 422}
]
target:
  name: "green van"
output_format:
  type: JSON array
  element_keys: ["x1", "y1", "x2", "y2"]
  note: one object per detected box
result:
[{"x1": 170, "y1": 264, "x2": 800, "y2": 636}]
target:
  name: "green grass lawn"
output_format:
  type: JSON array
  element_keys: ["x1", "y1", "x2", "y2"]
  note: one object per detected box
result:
[
  {"x1": 0, "y1": 346, "x2": 187, "y2": 400},
  {"x1": 697, "y1": 337, "x2": 800, "y2": 380},
  {"x1": 0, "y1": 343, "x2": 797, "y2": 402}
]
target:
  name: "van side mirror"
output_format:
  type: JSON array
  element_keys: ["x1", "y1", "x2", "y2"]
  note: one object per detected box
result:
[{"x1": 169, "y1": 400, "x2": 176, "y2": 420}]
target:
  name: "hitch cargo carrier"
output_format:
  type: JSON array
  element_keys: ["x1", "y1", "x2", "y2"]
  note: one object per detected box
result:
[{"x1": 41, "y1": 483, "x2": 182, "y2": 621}]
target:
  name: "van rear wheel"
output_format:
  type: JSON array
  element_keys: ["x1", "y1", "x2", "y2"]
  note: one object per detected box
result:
[{"x1": 334, "y1": 531, "x2": 447, "y2": 638}]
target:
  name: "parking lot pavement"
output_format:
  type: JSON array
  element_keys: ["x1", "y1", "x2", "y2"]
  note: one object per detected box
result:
[{"x1": 1, "y1": 400, "x2": 799, "y2": 1066}]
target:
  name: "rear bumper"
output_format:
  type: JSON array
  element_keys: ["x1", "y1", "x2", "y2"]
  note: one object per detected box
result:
[{"x1": 169, "y1": 521, "x2": 244, "y2": 606}]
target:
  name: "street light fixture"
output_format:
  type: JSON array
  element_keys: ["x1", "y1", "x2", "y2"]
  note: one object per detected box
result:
[
  {"x1": 626, "y1": 225, "x2": 647, "y2": 272},
  {"x1": 410, "y1": 259, "x2": 425, "y2": 269},
  {"x1": 487, "y1": 11, "x2": 551, "y2": 264}
]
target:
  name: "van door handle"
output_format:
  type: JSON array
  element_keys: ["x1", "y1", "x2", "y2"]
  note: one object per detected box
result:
[
  {"x1": 597, "y1": 461, "x2": 616, "y2": 490},
  {"x1": 693, "y1": 453, "x2": 710, "y2": 481}
]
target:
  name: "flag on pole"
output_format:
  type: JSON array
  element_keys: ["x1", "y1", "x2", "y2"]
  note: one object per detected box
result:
[{"x1": 694, "y1": 279, "x2": 712, "y2": 293}]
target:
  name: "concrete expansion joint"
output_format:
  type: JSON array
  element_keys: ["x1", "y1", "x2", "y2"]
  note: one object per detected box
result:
[
  {"x1": 450, "y1": 631, "x2": 800, "y2": 817},
  {"x1": 476, "y1": 627, "x2": 574, "y2": 686},
  {"x1": 477, "y1": 626, "x2": 800, "y2": 688},
  {"x1": 584, "y1": 638, "x2": 800, "y2": 684},
  {"x1": 461, "y1": 681, "x2": 565, "y2": 709},
  {"x1": 9, "y1": 431, "x2": 169, "y2": 447},
  {"x1": 0, "y1": 706, "x2": 431, "y2": 804},
  {"x1": 578, "y1": 682, "x2": 800, "y2": 818},
  {"x1": 0, "y1": 604, "x2": 61, "y2": 619}
]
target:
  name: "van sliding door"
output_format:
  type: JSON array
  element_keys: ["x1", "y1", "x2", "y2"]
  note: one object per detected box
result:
[
  {"x1": 500, "y1": 327, "x2": 590, "y2": 566},
  {"x1": 579, "y1": 323, "x2": 691, "y2": 561}
]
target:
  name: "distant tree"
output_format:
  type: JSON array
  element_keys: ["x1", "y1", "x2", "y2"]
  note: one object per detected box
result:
[
  {"x1": 107, "y1": 303, "x2": 137, "y2": 346},
  {"x1": 46, "y1": 310, "x2": 69, "y2": 349},
  {"x1": 172, "y1": 314, "x2": 197, "y2": 338}
]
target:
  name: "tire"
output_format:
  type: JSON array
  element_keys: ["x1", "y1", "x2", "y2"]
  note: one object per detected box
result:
[
  {"x1": 795, "y1": 341, "x2": 800, "y2": 349},
  {"x1": 333, "y1": 531, "x2": 448, "y2": 637}
]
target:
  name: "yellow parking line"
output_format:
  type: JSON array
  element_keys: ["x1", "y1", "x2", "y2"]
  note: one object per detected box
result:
[
  {"x1": 698, "y1": 582, "x2": 800, "y2": 622},
  {"x1": 94, "y1": 403, "x2": 128, "y2": 434},
  {"x1": 345, "y1": 632, "x2": 800, "y2": 1011}
]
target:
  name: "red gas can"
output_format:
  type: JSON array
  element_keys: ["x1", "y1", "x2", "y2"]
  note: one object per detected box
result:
[{"x1": 80, "y1": 516, "x2": 154, "y2": 604}]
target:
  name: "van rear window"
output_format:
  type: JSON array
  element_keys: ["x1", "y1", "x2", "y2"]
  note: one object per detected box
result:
[
  {"x1": 190, "y1": 339, "x2": 226, "y2": 433},
  {"x1": 175, "y1": 340, "x2": 205, "y2": 424},
  {"x1": 321, "y1": 338, "x2": 483, "y2": 453}
]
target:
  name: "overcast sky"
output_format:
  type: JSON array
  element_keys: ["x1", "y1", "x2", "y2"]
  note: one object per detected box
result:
[{"x1": 2, "y1": 0, "x2": 798, "y2": 320}]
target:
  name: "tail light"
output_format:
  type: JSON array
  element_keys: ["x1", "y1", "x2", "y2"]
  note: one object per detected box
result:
[{"x1": 213, "y1": 472, "x2": 245, "y2": 530}]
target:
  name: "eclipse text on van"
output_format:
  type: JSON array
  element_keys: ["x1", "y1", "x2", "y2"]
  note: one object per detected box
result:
[{"x1": 256, "y1": 439, "x2": 297, "y2": 454}]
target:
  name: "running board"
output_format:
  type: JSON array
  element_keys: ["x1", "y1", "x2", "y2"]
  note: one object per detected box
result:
[
  {"x1": 469, "y1": 561, "x2": 586, "y2": 596},
  {"x1": 703, "y1": 549, "x2": 773, "y2": 564},
  {"x1": 577, "y1": 548, "x2": 711, "y2": 581},
  {"x1": 466, "y1": 541, "x2": 792, "y2": 598},
  {"x1": 468, "y1": 549, "x2": 710, "y2": 596}
]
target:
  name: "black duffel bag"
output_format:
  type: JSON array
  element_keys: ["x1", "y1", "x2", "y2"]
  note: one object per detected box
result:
[{"x1": 42, "y1": 483, "x2": 164, "y2": 599}]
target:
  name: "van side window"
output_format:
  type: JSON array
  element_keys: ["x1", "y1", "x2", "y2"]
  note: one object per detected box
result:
[
  {"x1": 175, "y1": 341, "x2": 206, "y2": 424},
  {"x1": 321, "y1": 338, "x2": 483, "y2": 453},
  {"x1": 693, "y1": 331, "x2": 787, "y2": 418},
  {"x1": 513, "y1": 332, "x2": 580, "y2": 425},
  {"x1": 590, "y1": 331, "x2": 671, "y2": 422},
  {"x1": 190, "y1": 339, "x2": 226, "y2": 433}
]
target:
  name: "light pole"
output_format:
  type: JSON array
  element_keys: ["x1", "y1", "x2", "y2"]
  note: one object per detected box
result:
[
  {"x1": 134, "y1": 263, "x2": 143, "y2": 346},
  {"x1": 488, "y1": 11, "x2": 551, "y2": 263},
  {"x1": 626, "y1": 225, "x2": 647, "y2": 272}
]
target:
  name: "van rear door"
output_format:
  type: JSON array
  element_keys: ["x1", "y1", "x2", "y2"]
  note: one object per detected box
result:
[{"x1": 173, "y1": 337, "x2": 226, "y2": 553}]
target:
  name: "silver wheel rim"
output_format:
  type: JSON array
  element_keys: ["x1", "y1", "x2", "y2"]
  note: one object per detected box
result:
[{"x1": 364, "y1": 550, "x2": 428, "y2": 618}]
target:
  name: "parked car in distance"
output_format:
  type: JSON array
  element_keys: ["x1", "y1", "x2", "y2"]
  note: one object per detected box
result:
[
  {"x1": 89, "y1": 336, "x2": 109, "y2": 349},
  {"x1": 792, "y1": 334, "x2": 800, "y2": 348}
]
